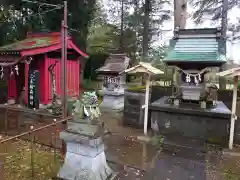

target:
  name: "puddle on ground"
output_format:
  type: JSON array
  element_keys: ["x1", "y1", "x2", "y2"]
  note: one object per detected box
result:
[{"x1": 104, "y1": 135, "x2": 159, "y2": 170}]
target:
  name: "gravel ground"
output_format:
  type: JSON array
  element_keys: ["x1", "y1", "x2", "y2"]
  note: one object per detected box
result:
[{"x1": 2, "y1": 110, "x2": 240, "y2": 180}]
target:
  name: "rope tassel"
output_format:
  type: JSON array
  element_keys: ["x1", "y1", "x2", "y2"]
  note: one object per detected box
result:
[
  {"x1": 15, "y1": 65, "x2": 19, "y2": 75},
  {"x1": 10, "y1": 68, "x2": 14, "y2": 76},
  {"x1": 0, "y1": 66, "x2": 3, "y2": 79}
]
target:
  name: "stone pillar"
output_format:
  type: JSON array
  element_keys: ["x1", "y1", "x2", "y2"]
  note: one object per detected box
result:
[{"x1": 57, "y1": 118, "x2": 115, "y2": 180}]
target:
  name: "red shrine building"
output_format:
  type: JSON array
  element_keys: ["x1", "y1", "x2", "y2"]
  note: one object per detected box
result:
[{"x1": 0, "y1": 32, "x2": 88, "y2": 105}]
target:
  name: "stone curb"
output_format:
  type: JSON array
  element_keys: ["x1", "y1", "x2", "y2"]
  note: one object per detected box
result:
[{"x1": 222, "y1": 150, "x2": 240, "y2": 157}]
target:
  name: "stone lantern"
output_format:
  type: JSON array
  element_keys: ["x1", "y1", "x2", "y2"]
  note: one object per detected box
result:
[{"x1": 57, "y1": 92, "x2": 115, "y2": 180}]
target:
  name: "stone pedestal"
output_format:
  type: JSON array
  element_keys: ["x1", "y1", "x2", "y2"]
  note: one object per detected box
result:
[
  {"x1": 57, "y1": 119, "x2": 114, "y2": 180},
  {"x1": 100, "y1": 90, "x2": 124, "y2": 111},
  {"x1": 200, "y1": 101, "x2": 206, "y2": 109},
  {"x1": 150, "y1": 96, "x2": 231, "y2": 144},
  {"x1": 173, "y1": 99, "x2": 180, "y2": 106},
  {"x1": 99, "y1": 74, "x2": 126, "y2": 112}
]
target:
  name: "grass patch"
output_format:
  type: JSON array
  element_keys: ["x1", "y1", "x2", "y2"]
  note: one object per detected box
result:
[
  {"x1": 150, "y1": 135, "x2": 164, "y2": 147},
  {"x1": 1, "y1": 138, "x2": 63, "y2": 180},
  {"x1": 223, "y1": 168, "x2": 240, "y2": 180}
]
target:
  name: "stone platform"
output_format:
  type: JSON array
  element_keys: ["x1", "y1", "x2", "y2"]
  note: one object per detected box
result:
[
  {"x1": 99, "y1": 90, "x2": 124, "y2": 111},
  {"x1": 149, "y1": 96, "x2": 231, "y2": 145}
]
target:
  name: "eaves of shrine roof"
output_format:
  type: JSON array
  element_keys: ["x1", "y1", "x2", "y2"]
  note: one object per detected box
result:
[
  {"x1": 0, "y1": 32, "x2": 88, "y2": 58},
  {"x1": 96, "y1": 53, "x2": 130, "y2": 74},
  {"x1": 163, "y1": 28, "x2": 227, "y2": 65},
  {"x1": 97, "y1": 63, "x2": 126, "y2": 73}
]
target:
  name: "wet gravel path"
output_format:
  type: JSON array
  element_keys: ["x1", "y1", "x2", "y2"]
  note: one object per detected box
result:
[{"x1": 141, "y1": 146, "x2": 239, "y2": 180}]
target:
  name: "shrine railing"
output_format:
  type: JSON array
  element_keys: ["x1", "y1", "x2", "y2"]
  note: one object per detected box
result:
[
  {"x1": 0, "y1": 116, "x2": 71, "y2": 180},
  {"x1": 0, "y1": 105, "x2": 62, "y2": 138}
]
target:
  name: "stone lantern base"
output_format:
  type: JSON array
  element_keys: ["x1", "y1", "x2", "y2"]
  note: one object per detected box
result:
[
  {"x1": 99, "y1": 90, "x2": 124, "y2": 111},
  {"x1": 57, "y1": 119, "x2": 115, "y2": 180}
]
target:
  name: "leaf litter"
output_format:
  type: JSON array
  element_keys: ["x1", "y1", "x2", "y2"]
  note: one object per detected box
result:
[{"x1": 0, "y1": 136, "x2": 63, "y2": 180}]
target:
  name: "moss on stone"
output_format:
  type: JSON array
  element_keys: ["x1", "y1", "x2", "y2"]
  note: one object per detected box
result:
[{"x1": 127, "y1": 86, "x2": 146, "y2": 92}]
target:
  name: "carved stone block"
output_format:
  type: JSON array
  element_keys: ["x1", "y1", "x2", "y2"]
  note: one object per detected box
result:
[
  {"x1": 57, "y1": 120, "x2": 114, "y2": 180},
  {"x1": 100, "y1": 91, "x2": 125, "y2": 111},
  {"x1": 174, "y1": 99, "x2": 180, "y2": 106},
  {"x1": 67, "y1": 120, "x2": 104, "y2": 137},
  {"x1": 58, "y1": 150, "x2": 113, "y2": 180},
  {"x1": 200, "y1": 101, "x2": 206, "y2": 109}
]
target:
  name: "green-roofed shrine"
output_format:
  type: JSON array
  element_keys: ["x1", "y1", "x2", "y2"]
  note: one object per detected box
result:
[
  {"x1": 164, "y1": 28, "x2": 227, "y2": 104},
  {"x1": 164, "y1": 28, "x2": 226, "y2": 68},
  {"x1": 149, "y1": 28, "x2": 231, "y2": 147}
]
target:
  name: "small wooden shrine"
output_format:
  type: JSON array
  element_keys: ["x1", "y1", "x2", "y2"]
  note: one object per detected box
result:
[
  {"x1": 0, "y1": 32, "x2": 88, "y2": 107},
  {"x1": 97, "y1": 53, "x2": 130, "y2": 91},
  {"x1": 164, "y1": 28, "x2": 227, "y2": 107},
  {"x1": 96, "y1": 53, "x2": 130, "y2": 111},
  {"x1": 149, "y1": 28, "x2": 231, "y2": 144}
]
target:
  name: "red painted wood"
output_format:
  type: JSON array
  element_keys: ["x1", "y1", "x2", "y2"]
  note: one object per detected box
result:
[
  {"x1": 24, "y1": 64, "x2": 29, "y2": 104},
  {"x1": 21, "y1": 39, "x2": 88, "y2": 58},
  {"x1": 39, "y1": 55, "x2": 46, "y2": 104},
  {"x1": 8, "y1": 74, "x2": 17, "y2": 99},
  {"x1": 9, "y1": 58, "x2": 80, "y2": 105},
  {"x1": 43, "y1": 55, "x2": 49, "y2": 104},
  {"x1": 43, "y1": 58, "x2": 80, "y2": 105}
]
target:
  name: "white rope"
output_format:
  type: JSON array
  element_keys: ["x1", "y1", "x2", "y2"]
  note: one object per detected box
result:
[
  {"x1": 0, "y1": 63, "x2": 20, "y2": 79},
  {"x1": 175, "y1": 67, "x2": 210, "y2": 77},
  {"x1": 0, "y1": 66, "x2": 3, "y2": 79},
  {"x1": 10, "y1": 67, "x2": 14, "y2": 76},
  {"x1": 175, "y1": 67, "x2": 210, "y2": 84},
  {"x1": 15, "y1": 65, "x2": 19, "y2": 75}
]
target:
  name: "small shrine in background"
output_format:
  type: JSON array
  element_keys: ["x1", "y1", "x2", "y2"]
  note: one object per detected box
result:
[
  {"x1": 149, "y1": 28, "x2": 231, "y2": 145},
  {"x1": 96, "y1": 53, "x2": 130, "y2": 111}
]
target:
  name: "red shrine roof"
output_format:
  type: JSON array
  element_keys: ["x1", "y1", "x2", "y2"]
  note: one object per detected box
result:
[{"x1": 0, "y1": 32, "x2": 88, "y2": 58}]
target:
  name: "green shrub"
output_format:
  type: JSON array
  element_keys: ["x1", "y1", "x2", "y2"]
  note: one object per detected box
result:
[
  {"x1": 150, "y1": 135, "x2": 164, "y2": 146},
  {"x1": 84, "y1": 53, "x2": 108, "y2": 80}
]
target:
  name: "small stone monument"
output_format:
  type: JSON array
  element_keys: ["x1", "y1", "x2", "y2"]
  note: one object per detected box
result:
[
  {"x1": 96, "y1": 54, "x2": 130, "y2": 111},
  {"x1": 57, "y1": 92, "x2": 115, "y2": 180}
]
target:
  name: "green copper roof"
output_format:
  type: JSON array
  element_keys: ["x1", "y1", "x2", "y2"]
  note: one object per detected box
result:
[
  {"x1": 164, "y1": 37, "x2": 227, "y2": 64},
  {"x1": 0, "y1": 36, "x2": 60, "y2": 52}
]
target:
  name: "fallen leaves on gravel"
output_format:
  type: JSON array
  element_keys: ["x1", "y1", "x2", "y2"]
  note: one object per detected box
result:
[{"x1": 0, "y1": 138, "x2": 63, "y2": 180}]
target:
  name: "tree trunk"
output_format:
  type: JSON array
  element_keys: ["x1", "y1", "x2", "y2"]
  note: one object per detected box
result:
[
  {"x1": 133, "y1": 0, "x2": 140, "y2": 65},
  {"x1": 221, "y1": 0, "x2": 228, "y2": 38},
  {"x1": 172, "y1": 0, "x2": 187, "y2": 86},
  {"x1": 174, "y1": 0, "x2": 187, "y2": 30},
  {"x1": 219, "y1": 0, "x2": 228, "y2": 90},
  {"x1": 142, "y1": 0, "x2": 150, "y2": 61},
  {"x1": 120, "y1": 0, "x2": 124, "y2": 52}
]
